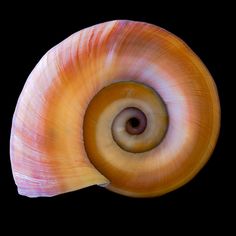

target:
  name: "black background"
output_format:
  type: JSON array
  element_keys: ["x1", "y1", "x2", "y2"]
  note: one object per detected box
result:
[{"x1": 1, "y1": 2, "x2": 233, "y2": 231}]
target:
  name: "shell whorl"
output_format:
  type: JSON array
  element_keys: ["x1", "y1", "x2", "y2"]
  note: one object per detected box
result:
[{"x1": 10, "y1": 20, "x2": 220, "y2": 197}]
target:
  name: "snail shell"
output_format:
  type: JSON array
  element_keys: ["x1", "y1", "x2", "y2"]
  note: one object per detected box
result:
[{"x1": 10, "y1": 20, "x2": 220, "y2": 197}]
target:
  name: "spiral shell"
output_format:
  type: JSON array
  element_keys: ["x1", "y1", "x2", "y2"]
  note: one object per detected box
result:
[{"x1": 10, "y1": 20, "x2": 220, "y2": 197}]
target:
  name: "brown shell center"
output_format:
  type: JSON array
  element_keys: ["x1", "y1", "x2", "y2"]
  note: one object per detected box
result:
[{"x1": 124, "y1": 108, "x2": 147, "y2": 135}]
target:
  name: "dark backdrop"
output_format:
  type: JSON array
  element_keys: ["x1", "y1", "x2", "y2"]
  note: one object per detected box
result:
[{"x1": 1, "y1": 3, "x2": 233, "y2": 231}]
